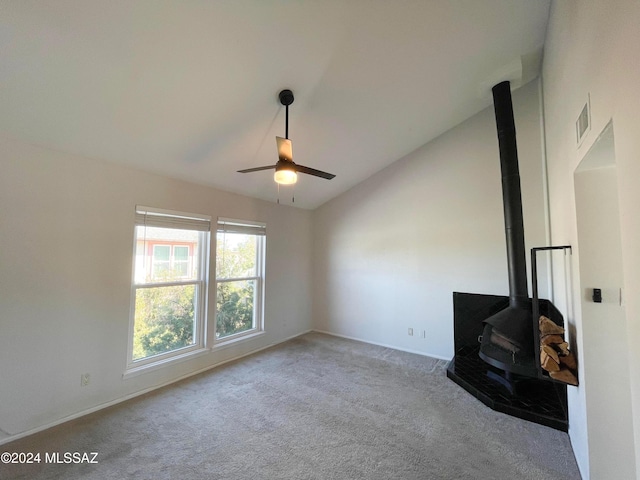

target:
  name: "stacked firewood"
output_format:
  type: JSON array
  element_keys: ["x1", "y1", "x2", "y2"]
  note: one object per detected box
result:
[{"x1": 539, "y1": 315, "x2": 578, "y2": 385}]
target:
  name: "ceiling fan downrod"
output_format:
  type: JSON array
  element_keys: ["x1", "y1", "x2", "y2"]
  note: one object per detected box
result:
[{"x1": 279, "y1": 89, "x2": 294, "y2": 140}]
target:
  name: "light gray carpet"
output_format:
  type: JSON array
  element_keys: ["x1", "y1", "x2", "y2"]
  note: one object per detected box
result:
[{"x1": 0, "y1": 333, "x2": 581, "y2": 479}]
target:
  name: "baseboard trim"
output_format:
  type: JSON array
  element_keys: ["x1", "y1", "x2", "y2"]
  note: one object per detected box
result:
[
  {"x1": 0, "y1": 329, "x2": 312, "y2": 447},
  {"x1": 311, "y1": 329, "x2": 451, "y2": 361}
]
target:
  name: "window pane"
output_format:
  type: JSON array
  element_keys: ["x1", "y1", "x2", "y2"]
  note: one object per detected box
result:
[
  {"x1": 135, "y1": 226, "x2": 199, "y2": 283},
  {"x1": 174, "y1": 246, "x2": 189, "y2": 261},
  {"x1": 214, "y1": 219, "x2": 264, "y2": 344},
  {"x1": 174, "y1": 261, "x2": 188, "y2": 277},
  {"x1": 152, "y1": 245, "x2": 170, "y2": 277},
  {"x1": 133, "y1": 284, "x2": 196, "y2": 360},
  {"x1": 174, "y1": 246, "x2": 190, "y2": 277},
  {"x1": 153, "y1": 245, "x2": 170, "y2": 261},
  {"x1": 216, "y1": 233, "x2": 256, "y2": 279},
  {"x1": 216, "y1": 279, "x2": 255, "y2": 338}
]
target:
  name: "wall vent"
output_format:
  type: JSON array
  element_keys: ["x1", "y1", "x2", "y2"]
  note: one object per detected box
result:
[{"x1": 576, "y1": 96, "x2": 591, "y2": 146}]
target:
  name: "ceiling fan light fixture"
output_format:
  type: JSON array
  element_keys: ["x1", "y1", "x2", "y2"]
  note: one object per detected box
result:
[
  {"x1": 237, "y1": 88, "x2": 335, "y2": 186},
  {"x1": 274, "y1": 163, "x2": 297, "y2": 185}
]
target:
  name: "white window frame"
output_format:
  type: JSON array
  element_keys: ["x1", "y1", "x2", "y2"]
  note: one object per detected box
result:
[
  {"x1": 126, "y1": 206, "x2": 211, "y2": 375},
  {"x1": 214, "y1": 217, "x2": 266, "y2": 345}
]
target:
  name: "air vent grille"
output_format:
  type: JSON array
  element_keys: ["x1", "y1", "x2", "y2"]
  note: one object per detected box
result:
[{"x1": 576, "y1": 97, "x2": 591, "y2": 146}]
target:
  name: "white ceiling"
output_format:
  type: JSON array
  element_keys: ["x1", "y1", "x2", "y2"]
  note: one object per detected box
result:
[{"x1": 0, "y1": 0, "x2": 550, "y2": 209}]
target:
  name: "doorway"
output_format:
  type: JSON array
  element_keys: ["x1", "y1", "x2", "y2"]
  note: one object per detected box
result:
[{"x1": 574, "y1": 121, "x2": 635, "y2": 478}]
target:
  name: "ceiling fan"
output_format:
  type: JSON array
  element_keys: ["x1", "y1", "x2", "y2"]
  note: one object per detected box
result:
[{"x1": 237, "y1": 89, "x2": 336, "y2": 185}]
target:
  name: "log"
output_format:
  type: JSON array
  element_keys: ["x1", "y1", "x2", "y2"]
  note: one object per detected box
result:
[
  {"x1": 550, "y1": 368, "x2": 578, "y2": 386},
  {"x1": 541, "y1": 350, "x2": 560, "y2": 372},
  {"x1": 540, "y1": 355, "x2": 560, "y2": 373},
  {"x1": 537, "y1": 315, "x2": 579, "y2": 386},
  {"x1": 539, "y1": 315, "x2": 565, "y2": 335},
  {"x1": 559, "y1": 352, "x2": 577, "y2": 370},
  {"x1": 542, "y1": 344, "x2": 560, "y2": 364},
  {"x1": 556, "y1": 342, "x2": 570, "y2": 356},
  {"x1": 541, "y1": 334, "x2": 565, "y2": 346}
]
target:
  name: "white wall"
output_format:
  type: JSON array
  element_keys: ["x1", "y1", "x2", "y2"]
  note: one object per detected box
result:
[
  {"x1": 312, "y1": 79, "x2": 548, "y2": 359},
  {"x1": 542, "y1": 1, "x2": 640, "y2": 478},
  {"x1": 0, "y1": 135, "x2": 313, "y2": 442}
]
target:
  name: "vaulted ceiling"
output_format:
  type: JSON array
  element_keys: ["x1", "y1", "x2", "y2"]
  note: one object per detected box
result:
[{"x1": 1, "y1": 0, "x2": 550, "y2": 209}]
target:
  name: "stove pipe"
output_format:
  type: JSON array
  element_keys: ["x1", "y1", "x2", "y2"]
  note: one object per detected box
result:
[
  {"x1": 478, "y1": 81, "x2": 537, "y2": 378},
  {"x1": 493, "y1": 81, "x2": 528, "y2": 307}
]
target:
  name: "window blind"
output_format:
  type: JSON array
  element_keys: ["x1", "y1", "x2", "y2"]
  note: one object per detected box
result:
[
  {"x1": 217, "y1": 218, "x2": 266, "y2": 236},
  {"x1": 135, "y1": 206, "x2": 211, "y2": 232}
]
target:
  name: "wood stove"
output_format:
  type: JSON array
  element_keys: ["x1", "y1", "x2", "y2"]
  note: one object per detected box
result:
[
  {"x1": 477, "y1": 81, "x2": 538, "y2": 378},
  {"x1": 446, "y1": 81, "x2": 569, "y2": 431}
]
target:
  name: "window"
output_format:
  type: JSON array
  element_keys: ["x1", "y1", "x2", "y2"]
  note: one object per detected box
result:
[
  {"x1": 150, "y1": 244, "x2": 191, "y2": 278},
  {"x1": 128, "y1": 206, "x2": 210, "y2": 370},
  {"x1": 215, "y1": 218, "x2": 266, "y2": 341}
]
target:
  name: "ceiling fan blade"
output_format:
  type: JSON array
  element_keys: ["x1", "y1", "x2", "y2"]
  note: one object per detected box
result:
[
  {"x1": 276, "y1": 136, "x2": 293, "y2": 162},
  {"x1": 295, "y1": 164, "x2": 336, "y2": 180},
  {"x1": 237, "y1": 165, "x2": 276, "y2": 173}
]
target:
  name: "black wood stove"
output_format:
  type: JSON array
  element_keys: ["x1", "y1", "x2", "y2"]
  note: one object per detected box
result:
[{"x1": 446, "y1": 81, "x2": 568, "y2": 431}]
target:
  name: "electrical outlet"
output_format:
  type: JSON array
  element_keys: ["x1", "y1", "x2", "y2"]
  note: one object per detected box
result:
[
  {"x1": 81, "y1": 373, "x2": 90, "y2": 387},
  {"x1": 408, "y1": 328, "x2": 413, "y2": 336}
]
